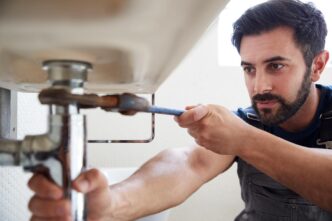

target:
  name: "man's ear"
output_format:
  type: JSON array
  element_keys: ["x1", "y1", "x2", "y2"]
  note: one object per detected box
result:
[{"x1": 311, "y1": 50, "x2": 329, "y2": 82}]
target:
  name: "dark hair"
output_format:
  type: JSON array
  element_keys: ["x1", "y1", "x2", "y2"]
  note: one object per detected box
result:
[{"x1": 231, "y1": 0, "x2": 327, "y2": 67}]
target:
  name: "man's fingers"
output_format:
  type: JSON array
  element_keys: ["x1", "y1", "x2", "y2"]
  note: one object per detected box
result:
[
  {"x1": 28, "y1": 174, "x2": 63, "y2": 200},
  {"x1": 28, "y1": 195, "x2": 71, "y2": 218},
  {"x1": 73, "y1": 168, "x2": 109, "y2": 193},
  {"x1": 73, "y1": 169, "x2": 113, "y2": 219},
  {"x1": 175, "y1": 105, "x2": 209, "y2": 127},
  {"x1": 191, "y1": 105, "x2": 209, "y2": 121}
]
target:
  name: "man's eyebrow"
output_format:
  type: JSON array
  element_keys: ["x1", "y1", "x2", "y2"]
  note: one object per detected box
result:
[
  {"x1": 240, "y1": 61, "x2": 252, "y2": 66},
  {"x1": 240, "y1": 56, "x2": 290, "y2": 66},
  {"x1": 263, "y1": 56, "x2": 290, "y2": 63}
]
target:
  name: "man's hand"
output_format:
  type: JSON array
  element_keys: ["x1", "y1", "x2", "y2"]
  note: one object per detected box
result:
[
  {"x1": 175, "y1": 105, "x2": 252, "y2": 155},
  {"x1": 28, "y1": 169, "x2": 113, "y2": 221}
]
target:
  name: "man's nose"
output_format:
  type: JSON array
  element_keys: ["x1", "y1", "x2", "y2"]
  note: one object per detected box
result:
[{"x1": 254, "y1": 72, "x2": 272, "y2": 94}]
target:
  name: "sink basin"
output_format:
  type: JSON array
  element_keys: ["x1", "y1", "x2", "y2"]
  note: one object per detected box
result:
[{"x1": 0, "y1": 0, "x2": 229, "y2": 93}]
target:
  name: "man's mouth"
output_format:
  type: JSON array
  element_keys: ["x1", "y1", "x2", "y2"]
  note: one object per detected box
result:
[{"x1": 256, "y1": 100, "x2": 278, "y2": 109}]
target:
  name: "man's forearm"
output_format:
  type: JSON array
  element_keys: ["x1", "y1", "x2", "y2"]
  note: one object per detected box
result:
[
  {"x1": 108, "y1": 150, "x2": 198, "y2": 220},
  {"x1": 239, "y1": 127, "x2": 332, "y2": 212},
  {"x1": 108, "y1": 147, "x2": 234, "y2": 220}
]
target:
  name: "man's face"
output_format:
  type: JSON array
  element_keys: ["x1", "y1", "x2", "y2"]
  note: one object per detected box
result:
[{"x1": 239, "y1": 26, "x2": 312, "y2": 126}]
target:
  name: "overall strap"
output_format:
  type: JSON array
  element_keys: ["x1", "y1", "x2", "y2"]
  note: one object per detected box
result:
[
  {"x1": 318, "y1": 102, "x2": 332, "y2": 148},
  {"x1": 240, "y1": 107, "x2": 264, "y2": 129},
  {"x1": 317, "y1": 86, "x2": 332, "y2": 148}
]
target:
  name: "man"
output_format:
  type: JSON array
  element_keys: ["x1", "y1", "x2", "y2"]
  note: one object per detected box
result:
[{"x1": 28, "y1": 0, "x2": 332, "y2": 220}]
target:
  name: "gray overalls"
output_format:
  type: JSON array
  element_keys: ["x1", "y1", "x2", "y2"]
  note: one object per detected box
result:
[
  {"x1": 235, "y1": 158, "x2": 332, "y2": 221},
  {"x1": 234, "y1": 87, "x2": 332, "y2": 221}
]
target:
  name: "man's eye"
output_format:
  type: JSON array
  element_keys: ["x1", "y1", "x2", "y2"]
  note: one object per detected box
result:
[
  {"x1": 243, "y1": 66, "x2": 255, "y2": 74},
  {"x1": 270, "y1": 63, "x2": 284, "y2": 70}
]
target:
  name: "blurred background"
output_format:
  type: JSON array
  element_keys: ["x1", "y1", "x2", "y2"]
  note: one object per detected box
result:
[{"x1": 1, "y1": 0, "x2": 331, "y2": 220}]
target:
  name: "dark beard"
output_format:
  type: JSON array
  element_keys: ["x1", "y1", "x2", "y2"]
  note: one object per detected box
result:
[{"x1": 252, "y1": 67, "x2": 312, "y2": 126}]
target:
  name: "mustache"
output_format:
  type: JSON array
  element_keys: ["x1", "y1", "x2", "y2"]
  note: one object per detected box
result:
[{"x1": 252, "y1": 93, "x2": 283, "y2": 102}]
